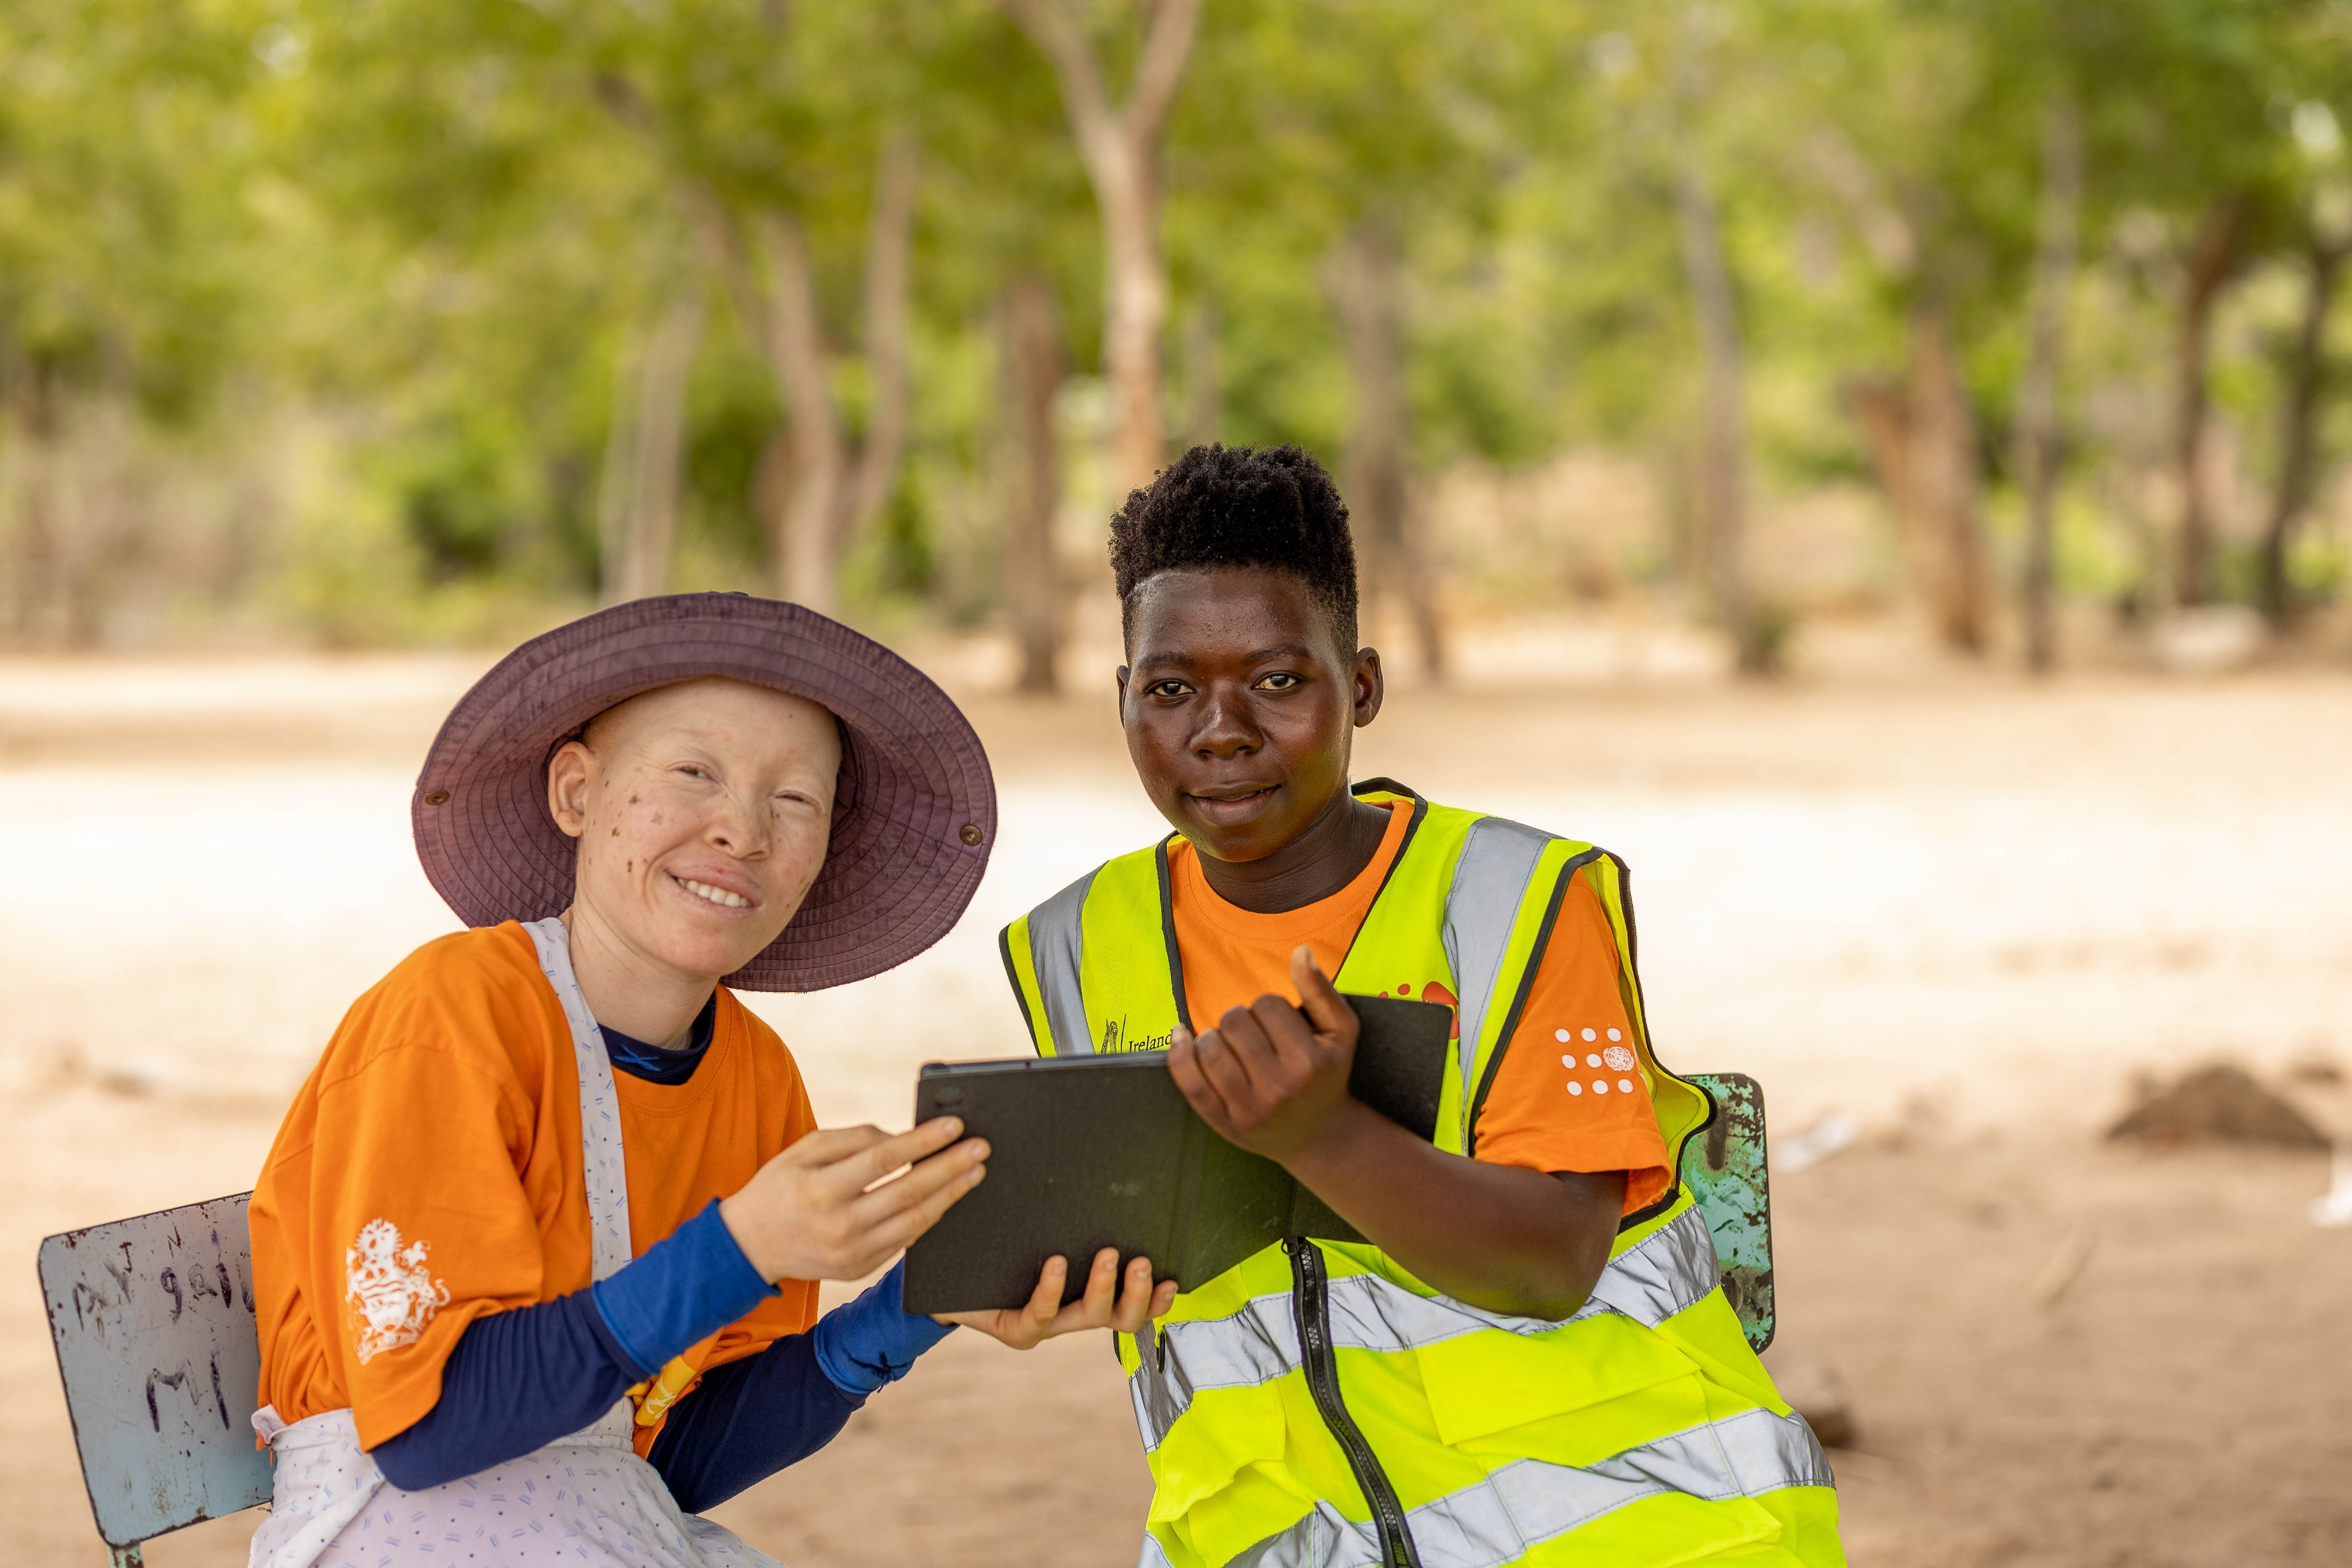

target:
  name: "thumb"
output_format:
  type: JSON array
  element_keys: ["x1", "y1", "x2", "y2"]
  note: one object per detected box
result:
[{"x1": 1290, "y1": 945, "x2": 1355, "y2": 1040}]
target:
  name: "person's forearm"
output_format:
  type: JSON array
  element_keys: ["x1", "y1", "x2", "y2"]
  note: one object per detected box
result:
[
  {"x1": 370, "y1": 1201, "x2": 772, "y2": 1491},
  {"x1": 372, "y1": 1292, "x2": 640, "y2": 1490},
  {"x1": 651, "y1": 1260, "x2": 954, "y2": 1512},
  {"x1": 649, "y1": 1332, "x2": 864, "y2": 1513},
  {"x1": 1282, "y1": 1101, "x2": 1624, "y2": 1319}
]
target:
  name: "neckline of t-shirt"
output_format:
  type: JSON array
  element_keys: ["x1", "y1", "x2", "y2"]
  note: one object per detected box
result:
[
  {"x1": 1171, "y1": 797, "x2": 1410, "y2": 942},
  {"x1": 603, "y1": 992, "x2": 719, "y2": 1085},
  {"x1": 608, "y1": 994, "x2": 736, "y2": 1113}
]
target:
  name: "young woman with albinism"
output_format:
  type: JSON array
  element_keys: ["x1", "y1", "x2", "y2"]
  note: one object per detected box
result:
[{"x1": 247, "y1": 599, "x2": 1173, "y2": 1567}]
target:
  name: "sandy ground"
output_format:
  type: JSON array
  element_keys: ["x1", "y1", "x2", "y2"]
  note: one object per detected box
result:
[{"x1": 5, "y1": 644, "x2": 2351, "y2": 1565}]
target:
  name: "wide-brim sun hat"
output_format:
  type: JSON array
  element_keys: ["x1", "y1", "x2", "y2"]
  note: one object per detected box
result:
[{"x1": 412, "y1": 592, "x2": 996, "y2": 992}]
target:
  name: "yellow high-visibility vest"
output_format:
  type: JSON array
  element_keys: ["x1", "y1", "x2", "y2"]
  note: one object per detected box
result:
[{"x1": 1000, "y1": 782, "x2": 1844, "y2": 1568}]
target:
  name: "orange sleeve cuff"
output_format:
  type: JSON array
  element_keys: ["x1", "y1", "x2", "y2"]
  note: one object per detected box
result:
[{"x1": 1477, "y1": 1128, "x2": 1674, "y2": 1218}]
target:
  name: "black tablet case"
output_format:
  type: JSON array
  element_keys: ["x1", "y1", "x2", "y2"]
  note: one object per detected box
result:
[{"x1": 901, "y1": 994, "x2": 1452, "y2": 1316}]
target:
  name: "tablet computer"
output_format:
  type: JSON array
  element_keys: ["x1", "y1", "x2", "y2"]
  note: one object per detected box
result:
[{"x1": 902, "y1": 994, "x2": 1450, "y2": 1315}]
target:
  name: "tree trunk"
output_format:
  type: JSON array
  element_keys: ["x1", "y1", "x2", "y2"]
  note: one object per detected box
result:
[
  {"x1": 622, "y1": 288, "x2": 705, "y2": 603},
  {"x1": 2260, "y1": 235, "x2": 2345, "y2": 632},
  {"x1": 1848, "y1": 307, "x2": 1988, "y2": 653},
  {"x1": 1, "y1": 363, "x2": 61, "y2": 644},
  {"x1": 601, "y1": 287, "x2": 705, "y2": 604},
  {"x1": 2017, "y1": 92, "x2": 2081, "y2": 674},
  {"x1": 690, "y1": 133, "x2": 920, "y2": 613},
  {"x1": 1098, "y1": 158, "x2": 1168, "y2": 495},
  {"x1": 757, "y1": 208, "x2": 848, "y2": 611},
  {"x1": 1808, "y1": 123, "x2": 1985, "y2": 653},
  {"x1": 1912, "y1": 308, "x2": 1989, "y2": 653},
  {"x1": 1672, "y1": 138, "x2": 1766, "y2": 673},
  {"x1": 751, "y1": 427, "x2": 792, "y2": 582},
  {"x1": 595, "y1": 330, "x2": 641, "y2": 607},
  {"x1": 52, "y1": 397, "x2": 127, "y2": 648},
  {"x1": 1181, "y1": 299, "x2": 1221, "y2": 453},
  {"x1": 1326, "y1": 218, "x2": 1442, "y2": 677},
  {"x1": 1004, "y1": 0, "x2": 1202, "y2": 496},
  {"x1": 2173, "y1": 196, "x2": 2248, "y2": 607},
  {"x1": 845, "y1": 132, "x2": 921, "y2": 555},
  {"x1": 1002, "y1": 271, "x2": 1066, "y2": 694}
]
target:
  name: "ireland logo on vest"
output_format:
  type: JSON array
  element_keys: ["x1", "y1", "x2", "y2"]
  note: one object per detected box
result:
[{"x1": 1101, "y1": 1016, "x2": 1173, "y2": 1054}]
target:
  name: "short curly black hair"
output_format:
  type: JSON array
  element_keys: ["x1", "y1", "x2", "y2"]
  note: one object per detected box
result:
[{"x1": 1109, "y1": 443, "x2": 1359, "y2": 653}]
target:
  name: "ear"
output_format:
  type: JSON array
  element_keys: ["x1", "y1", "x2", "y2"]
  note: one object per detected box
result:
[
  {"x1": 547, "y1": 740, "x2": 596, "y2": 839},
  {"x1": 1351, "y1": 647, "x2": 1385, "y2": 729},
  {"x1": 1115, "y1": 664, "x2": 1132, "y2": 717}
]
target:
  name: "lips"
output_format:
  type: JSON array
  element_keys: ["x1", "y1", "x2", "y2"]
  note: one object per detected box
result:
[
  {"x1": 1183, "y1": 783, "x2": 1279, "y2": 823},
  {"x1": 1186, "y1": 779, "x2": 1281, "y2": 801}
]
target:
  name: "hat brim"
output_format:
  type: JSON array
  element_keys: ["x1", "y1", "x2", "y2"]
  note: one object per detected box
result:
[{"x1": 412, "y1": 593, "x2": 995, "y2": 992}]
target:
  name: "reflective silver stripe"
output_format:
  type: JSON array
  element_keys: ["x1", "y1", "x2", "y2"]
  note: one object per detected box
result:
[
  {"x1": 1127, "y1": 1210, "x2": 1722, "y2": 1451},
  {"x1": 1026, "y1": 867, "x2": 1098, "y2": 1057},
  {"x1": 1441, "y1": 816, "x2": 1554, "y2": 1109},
  {"x1": 1128, "y1": 1294, "x2": 1300, "y2": 1452},
  {"x1": 1219, "y1": 1505, "x2": 1373, "y2": 1568},
  {"x1": 1228, "y1": 1509, "x2": 1365, "y2": 1568},
  {"x1": 1212, "y1": 1408, "x2": 1833, "y2": 1568},
  {"x1": 1137, "y1": 1531, "x2": 1179, "y2": 1568},
  {"x1": 1580, "y1": 1206, "x2": 1721, "y2": 1327}
]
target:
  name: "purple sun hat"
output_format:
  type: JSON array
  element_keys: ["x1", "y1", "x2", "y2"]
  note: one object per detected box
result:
[{"x1": 411, "y1": 593, "x2": 996, "y2": 992}]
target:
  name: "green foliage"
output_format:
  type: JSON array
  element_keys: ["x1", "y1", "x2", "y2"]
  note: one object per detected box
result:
[
  {"x1": 876, "y1": 473, "x2": 939, "y2": 598},
  {"x1": 2, "y1": 0, "x2": 2348, "y2": 645}
]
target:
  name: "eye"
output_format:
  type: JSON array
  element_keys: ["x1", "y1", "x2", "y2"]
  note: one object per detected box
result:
[
  {"x1": 1255, "y1": 672, "x2": 1303, "y2": 691},
  {"x1": 1146, "y1": 679, "x2": 1191, "y2": 699},
  {"x1": 676, "y1": 764, "x2": 713, "y2": 781}
]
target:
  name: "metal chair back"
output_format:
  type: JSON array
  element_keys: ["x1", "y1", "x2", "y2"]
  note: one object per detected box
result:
[
  {"x1": 39, "y1": 1193, "x2": 270, "y2": 1567},
  {"x1": 1682, "y1": 1072, "x2": 1775, "y2": 1352}
]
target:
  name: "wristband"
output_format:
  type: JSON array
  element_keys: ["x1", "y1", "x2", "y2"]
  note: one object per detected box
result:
[{"x1": 809, "y1": 1258, "x2": 956, "y2": 1395}]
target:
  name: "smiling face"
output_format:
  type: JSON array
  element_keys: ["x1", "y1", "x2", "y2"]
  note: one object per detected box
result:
[
  {"x1": 547, "y1": 677, "x2": 841, "y2": 985},
  {"x1": 1119, "y1": 566, "x2": 1383, "y2": 864}
]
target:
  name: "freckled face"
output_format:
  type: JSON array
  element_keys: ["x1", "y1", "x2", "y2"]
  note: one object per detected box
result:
[{"x1": 548, "y1": 678, "x2": 841, "y2": 984}]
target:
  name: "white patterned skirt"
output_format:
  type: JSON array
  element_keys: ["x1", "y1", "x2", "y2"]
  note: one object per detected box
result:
[{"x1": 248, "y1": 1403, "x2": 784, "y2": 1567}]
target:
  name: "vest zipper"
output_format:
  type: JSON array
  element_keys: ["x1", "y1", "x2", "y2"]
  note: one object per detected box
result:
[{"x1": 1284, "y1": 1236, "x2": 1421, "y2": 1568}]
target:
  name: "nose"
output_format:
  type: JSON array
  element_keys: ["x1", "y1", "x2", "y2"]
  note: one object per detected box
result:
[
  {"x1": 704, "y1": 784, "x2": 765, "y2": 857},
  {"x1": 1190, "y1": 684, "x2": 1262, "y2": 760}
]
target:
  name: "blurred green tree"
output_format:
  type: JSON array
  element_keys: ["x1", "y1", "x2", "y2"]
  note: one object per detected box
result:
[
  {"x1": 0, "y1": 0, "x2": 261, "y2": 642},
  {"x1": 2, "y1": 0, "x2": 2347, "y2": 660}
]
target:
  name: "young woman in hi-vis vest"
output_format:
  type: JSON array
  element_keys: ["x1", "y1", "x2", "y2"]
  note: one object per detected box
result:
[{"x1": 1001, "y1": 446, "x2": 1845, "y2": 1568}]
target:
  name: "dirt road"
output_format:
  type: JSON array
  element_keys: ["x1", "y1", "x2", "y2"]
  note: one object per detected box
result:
[{"x1": 5, "y1": 651, "x2": 2349, "y2": 1565}]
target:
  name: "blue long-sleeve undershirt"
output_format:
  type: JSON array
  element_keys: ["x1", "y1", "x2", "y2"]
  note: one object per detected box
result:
[
  {"x1": 371, "y1": 1215, "x2": 956, "y2": 1497},
  {"x1": 370, "y1": 1009, "x2": 955, "y2": 1500}
]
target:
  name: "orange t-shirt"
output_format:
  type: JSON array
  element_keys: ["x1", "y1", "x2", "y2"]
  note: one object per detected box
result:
[
  {"x1": 1168, "y1": 801, "x2": 1672, "y2": 1214},
  {"x1": 250, "y1": 922, "x2": 818, "y2": 1451}
]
